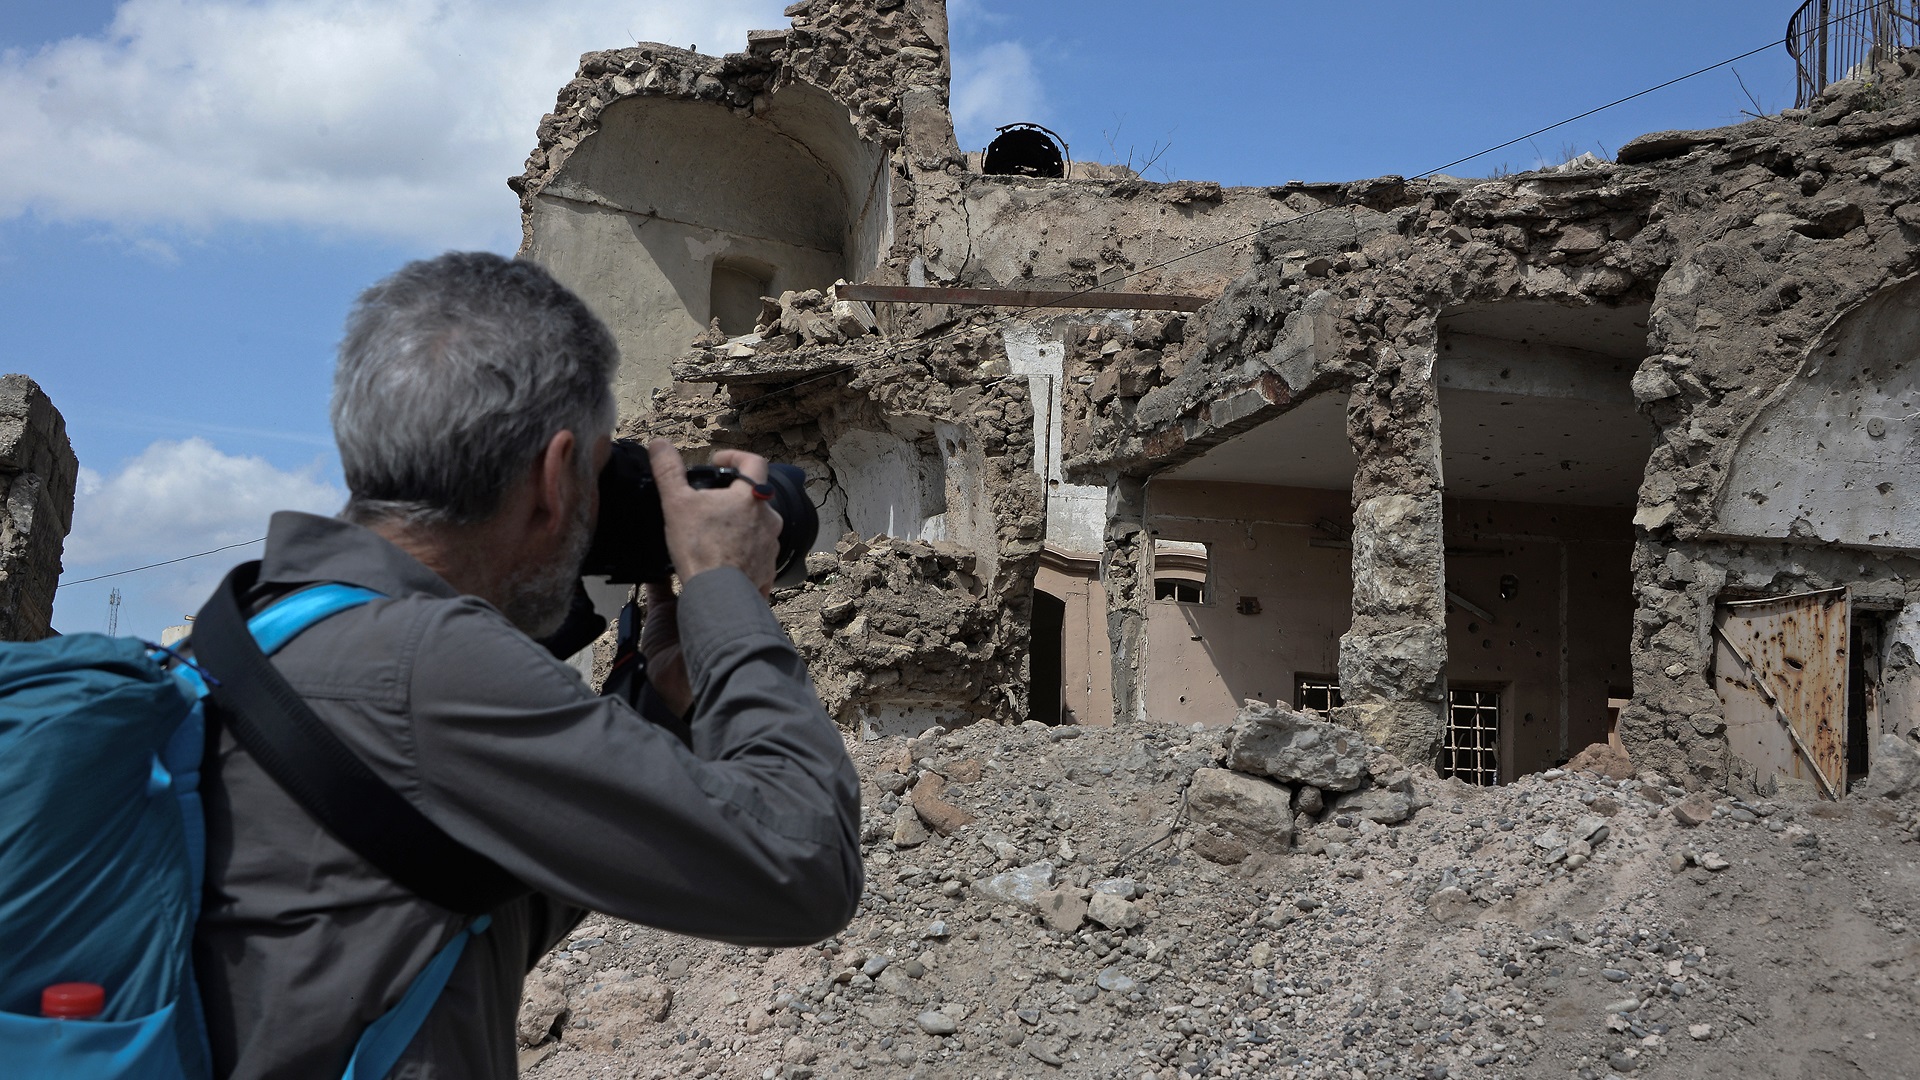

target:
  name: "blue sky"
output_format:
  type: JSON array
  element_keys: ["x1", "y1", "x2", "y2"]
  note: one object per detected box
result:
[{"x1": 6, "y1": 0, "x2": 1798, "y2": 638}]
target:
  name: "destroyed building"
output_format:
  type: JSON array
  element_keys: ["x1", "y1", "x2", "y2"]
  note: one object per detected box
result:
[{"x1": 514, "y1": 0, "x2": 1920, "y2": 800}]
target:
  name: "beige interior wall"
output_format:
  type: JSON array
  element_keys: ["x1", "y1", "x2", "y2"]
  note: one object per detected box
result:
[
  {"x1": 1141, "y1": 481, "x2": 1355, "y2": 727},
  {"x1": 1442, "y1": 498, "x2": 1635, "y2": 778},
  {"x1": 526, "y1": 202, "x2": 842, "y2": 415},
  {"x1": 524, "y1": 88, "x2": 886, "y2": 416},
  {"x1": 1036, "y1": 561, "x2": 1115, "y2": 726}
]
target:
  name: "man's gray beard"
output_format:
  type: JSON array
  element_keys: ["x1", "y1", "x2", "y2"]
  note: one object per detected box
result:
[{"x1": 500, "y1": 493, "x2": 594, "y2": 639}]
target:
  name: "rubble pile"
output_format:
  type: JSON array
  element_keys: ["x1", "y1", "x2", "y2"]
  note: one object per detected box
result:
[
  {"x1": 781, "y1": 535, "x2": 1006, "y2": 728},
  {"x1": 522, "y1": 707, "x2": 1920, "y2": 1080}
]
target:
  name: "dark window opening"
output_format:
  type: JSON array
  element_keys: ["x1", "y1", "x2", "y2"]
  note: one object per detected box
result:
[
  {"x1": 1295, "y1": 675, "x2": 1344, "y2": 715},
  {"x1": 1029, "y1": 589, "x2": 1066, "y2": 726},
  {"x1": 1443, "y1": 687, "x2": 1502, "y2": 786},
  {"x1": 1151, "y1": 539, "x2": 1208, "y2": 605},
  {"x1": 1155, "y1": 579, "x2": 1202, "y2": 604},
  {"x1": 983, "y1": 123, "x2": 1067, "y2": 178},
  {"x1": 711, "y1": 260, "x2": 773, "y2": 338}
]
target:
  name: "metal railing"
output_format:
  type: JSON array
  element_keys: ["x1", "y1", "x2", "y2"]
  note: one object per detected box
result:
[{"x1": 1788, "y1": 0, "x2": 1920, "y2": 107}]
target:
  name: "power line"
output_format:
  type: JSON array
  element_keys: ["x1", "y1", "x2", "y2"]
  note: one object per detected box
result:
[
  {"x1": 56, "y1": 536, "x2": 266, "y2": 589},
  {"x1": 738, "y1": 23, "x2": 1819, "y2": 414}
]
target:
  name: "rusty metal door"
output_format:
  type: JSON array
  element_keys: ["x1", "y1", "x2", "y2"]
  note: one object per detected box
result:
[{"x1": 1712, "y1": 589, "x2": 1850, "y2": 799}]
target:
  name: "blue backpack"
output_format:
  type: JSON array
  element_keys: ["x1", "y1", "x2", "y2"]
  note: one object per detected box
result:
[{"x1": 0, "y1": 570, "x2": 521, "y2": 1079}]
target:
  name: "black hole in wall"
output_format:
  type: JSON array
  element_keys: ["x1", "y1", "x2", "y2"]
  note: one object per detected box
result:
[
  {"x1": 984, "y1": 124, "x2": 1065, "y2": 178},
  {"x1": 1029, "y1": 589, "x2": 1066, "y2": 726}
]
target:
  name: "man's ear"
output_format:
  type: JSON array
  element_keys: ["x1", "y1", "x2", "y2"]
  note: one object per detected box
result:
[{"x1": 531, "y1": 428, "x2": 579, "y2": 538}]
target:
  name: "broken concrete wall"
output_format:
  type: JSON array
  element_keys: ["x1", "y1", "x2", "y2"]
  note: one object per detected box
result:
[
  {"x1": 637, "y1": 303, "x2": 1042, "y2": 732},
  {"x1": 1618, "y1": 64, "x2": 1920, "y2": 793},
  {"x1": 514, "y1": 0, "x2": 947, "y2": 413},
  {"x1": 0, "y1": 375, "x2": 78, "y2": 642},
  {"x1": 1077, "y1": 55, "x2": 1920, "y2": 793},
  {"x1": 1070, "y1": 164, "x2": 1660, "y2": 768},
  {"x1": 516, "y1": 0, "x2": 1319, "y2": 731}
]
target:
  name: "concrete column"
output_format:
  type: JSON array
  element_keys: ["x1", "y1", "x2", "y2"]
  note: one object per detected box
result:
[
  {"x1": 1102, "y1": 475, "x2": 1150, "y2": 723},
  {"x1": 1336, "y1": 345, "x2": 1447, "y2": 765}
]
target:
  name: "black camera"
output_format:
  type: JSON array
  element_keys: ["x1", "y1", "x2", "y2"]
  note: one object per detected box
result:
[{"x1": 580, "y1": 441, "x2": 818, "y2": 587}]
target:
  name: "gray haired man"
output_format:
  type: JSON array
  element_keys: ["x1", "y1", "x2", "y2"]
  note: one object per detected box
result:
[{"x1": 194, "y1": 252, "x2": 862, "y2": 1077}]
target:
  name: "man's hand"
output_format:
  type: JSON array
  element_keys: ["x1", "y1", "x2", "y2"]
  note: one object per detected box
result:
[
  {"x1": 639, "y1": 581, "x2": 693, "y2": 718},
  {"x1": 645, "y1": 439, "x2": 783, "y2": 592}
]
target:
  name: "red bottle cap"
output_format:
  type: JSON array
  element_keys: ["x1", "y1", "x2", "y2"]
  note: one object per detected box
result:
[{"x1": 41, "y1": 982, "x2": 105, "y2": 1019}]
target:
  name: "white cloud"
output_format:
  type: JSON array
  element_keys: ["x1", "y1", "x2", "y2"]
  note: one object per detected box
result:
[
  {"x1": 0, "y1": 0, "x2": 786, "y2": 249},
  {"x1": 949, "y1": 39, "x2": 1045, "y2": 153},
  {"x1": 64, "y1": 437, "x2": 342, "y2": 566},
  {"x1": 54, "y1": 437, "x2": 346, "y2": 639}
]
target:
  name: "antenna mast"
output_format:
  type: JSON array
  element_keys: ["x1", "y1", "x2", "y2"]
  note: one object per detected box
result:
[{"x1": 107, "y1": 588, "x2": 122, "y2": 636}]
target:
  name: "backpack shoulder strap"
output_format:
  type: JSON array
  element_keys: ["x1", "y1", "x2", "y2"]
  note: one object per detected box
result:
[
  {"x1": 192, "y1": 562, "x2": 526, "y2": 916},
  {"x1": 247, "y1": 583, "x2": 383, "y2": 655}
]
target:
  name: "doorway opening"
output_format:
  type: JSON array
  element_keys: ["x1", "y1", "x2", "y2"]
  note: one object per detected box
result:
[{"x1": 1030, "y1": 588, "x2": 1066, "y2": 726}]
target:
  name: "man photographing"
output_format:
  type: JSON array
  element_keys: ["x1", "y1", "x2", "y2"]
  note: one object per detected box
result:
[{"x1": 194, "y1": 251, "x2": 862, "y2": 1077}]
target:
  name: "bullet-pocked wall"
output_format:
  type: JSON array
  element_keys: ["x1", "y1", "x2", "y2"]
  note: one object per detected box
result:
[
  {"x1": 1434, "y1": 301, "x2": 1648, "y2": 781},
  {"x1": 524, "y1": 81, "x2": 890, "y2": 416}
]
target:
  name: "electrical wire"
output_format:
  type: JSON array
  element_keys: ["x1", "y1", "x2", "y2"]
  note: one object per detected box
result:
[
  {"x1": 55, "y1": 536, "x2": 266, "y2": 589},
  {"x1": 733, "y1": 23, "x2": 1825, "y2": 415}
]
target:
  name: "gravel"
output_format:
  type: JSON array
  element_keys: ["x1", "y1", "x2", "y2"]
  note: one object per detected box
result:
[{"x1": 521, "y1": 716, "x2": 1920, "y2": 1080}]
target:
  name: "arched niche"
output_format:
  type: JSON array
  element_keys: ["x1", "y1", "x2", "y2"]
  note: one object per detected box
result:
[
  {"x1": 525, "y1": 82, "x2": 890, "y2": 413},
  {"x1": 1715, "y1": 278, "x2": 1920, "y2": 549}
]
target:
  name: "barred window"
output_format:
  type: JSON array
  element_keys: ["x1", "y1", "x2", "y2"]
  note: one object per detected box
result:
[
  {"x1": 1294, "y1": 675, "x2": 1344, "y2": 715},
  {"x1": 1442, "y1": 687, "x2": 1501, "y2": 786}
]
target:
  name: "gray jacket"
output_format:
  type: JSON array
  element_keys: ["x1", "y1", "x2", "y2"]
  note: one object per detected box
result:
[{"x1": 194, "y1": 511, "x2": 861, "y2": 1079}]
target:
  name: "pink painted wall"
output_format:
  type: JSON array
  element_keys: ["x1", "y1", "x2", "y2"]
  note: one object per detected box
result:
[
  {"x1": 1141, "y1": 481, "x2": 1355, "y2": 727},
  {"x1": 1036, "y1": 560, "x2": 1116, "y2": 725}
]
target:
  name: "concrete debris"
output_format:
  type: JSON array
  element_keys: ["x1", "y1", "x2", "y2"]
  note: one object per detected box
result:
[
  {"x1": 974, "y1": 861, "x2": 1056, "y2": 910},
  {"x1": 518, "y1": 716, "x2": 1920, "y2": 1080},
  {"x1": 1331, "y1": 786, "x2": 1415, "y2": 825},
  {"x1": 1031, "y1": 888, "x2": 1089, "y2": 934},
  {"x1": 1858, "y1": 732, "x2": 1920, "y2": 801},
  {"x1": 1566, "y1": 741, "x2": 1636, "y2": 781},
  {"x1": 1225, "y1": 702, "x2": 1370, "y2": 791},
  {"x1": 1085, "y1": 890, "x2": 1141, "y2": 931},
  {"x1": 910, "y1": 772, "x2": 977, "y2": 836},
  {"x1": 1185, "y1": 768, "x2": 1295, "y2": 856},
  {"x1": 1671, "y1": 792, "x2": 1717, "y2": 827}
]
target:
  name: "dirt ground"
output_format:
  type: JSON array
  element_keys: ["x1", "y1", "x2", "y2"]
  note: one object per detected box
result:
[{"x1": 520, "y1": 715, "x2": 1920, "y2": 1080}]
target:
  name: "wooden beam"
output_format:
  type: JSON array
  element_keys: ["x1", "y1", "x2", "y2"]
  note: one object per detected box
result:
[{"x1": 837, "y1": 283, "x2": 1208, "y2": 313}]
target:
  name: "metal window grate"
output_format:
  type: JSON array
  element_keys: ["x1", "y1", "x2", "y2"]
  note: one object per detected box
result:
[
  {"x1": 1295, "y1": 676, "x2": 1344, "y2": 715},
  {"x1": 1443, "y1": 688, "x2": 1501, "y2": 786}
]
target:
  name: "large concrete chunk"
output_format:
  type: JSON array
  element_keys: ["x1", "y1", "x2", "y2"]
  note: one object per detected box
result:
[
  {"x1": 1227, "y1": 702, "x2": 1370, "y2": 792},
  {"x1": 1331, "y1": 786, "x2": 1413, "y2": 825},
  {"x1": 1187, "y1": 767, "x2": 1294, "y2": 848},
  {"x1": 1858, "y1": 732, "x2": 1920, "y2": 801}
]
